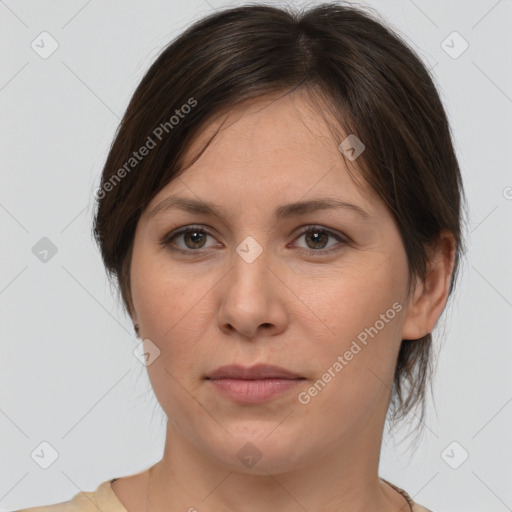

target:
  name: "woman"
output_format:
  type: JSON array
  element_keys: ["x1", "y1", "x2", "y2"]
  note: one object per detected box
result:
[{"x1": 17, "y1": 2, "x2": 465, "y2": 511}]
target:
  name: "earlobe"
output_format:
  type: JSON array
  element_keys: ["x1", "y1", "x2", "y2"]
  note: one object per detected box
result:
[
  {"x1": 401, "y1": 277, "x2": 429, "y2": 341},
  {"x1": 126, "y1": 291, "x2": 140, "y2": 337},
  {"x1": 401, "y1": 230, "x2": 456, "y2": 341},
  {"x1": 131, "y1": 308, "x2": 140, "y2": 337}
]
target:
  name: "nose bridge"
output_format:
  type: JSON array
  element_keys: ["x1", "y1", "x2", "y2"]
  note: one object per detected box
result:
[
  {"x1": 214, "y1": 220, "x2": 293, "y2": 339},
  {"x1": 217, "y1": 234, "x2": 280, "y2": 328},
  {"x1": 231, "y1": 234, "x2": 271, "y2": 291}
]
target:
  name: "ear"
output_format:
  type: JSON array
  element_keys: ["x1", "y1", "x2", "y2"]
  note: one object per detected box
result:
[
  {"x1": 122, "y1": 250, "x2": 140, "y2": 336},
  {"x1": 129, "y1": 299, "x2": 140, "y2": 337},
  {"x1": 124, "y1": 286, "x2": 139, "y2": 337},
  {"x1": 401, "y1": 230, "x2": 456, "y2": 341}
]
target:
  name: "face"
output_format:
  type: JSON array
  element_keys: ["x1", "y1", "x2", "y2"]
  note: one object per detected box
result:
[{"x1": 129, "y1": 91, "x2": 414, "y2": 474}]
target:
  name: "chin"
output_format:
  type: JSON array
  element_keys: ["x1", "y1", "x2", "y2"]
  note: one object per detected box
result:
[{"x1": 200, "y1": 429, "x2": 311, "y2": 475}]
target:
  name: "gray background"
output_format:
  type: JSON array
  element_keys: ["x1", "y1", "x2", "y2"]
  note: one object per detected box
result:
[{"x1": 1, "y1": 0, "x2": 511, "y2": 511}]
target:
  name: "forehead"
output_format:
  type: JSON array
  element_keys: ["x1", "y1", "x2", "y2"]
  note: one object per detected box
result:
[
  {"x1": 184, "y1": 91, "x2": 342, "y2": 163},
  {"x1": 146, "y1": 91, "x2": 380, "y2": 218}
]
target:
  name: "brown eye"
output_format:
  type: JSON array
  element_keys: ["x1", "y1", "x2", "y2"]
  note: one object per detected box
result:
[
  {"x1": 160, "y1": 226, "x2": 218, "y2": 253},
  {"x1": 181, "y1": 229, "x2": 208, "y2": 249},
  {"x1": 293, "y1": 226, "x2": 349, "y2": 255},
  {"x1": 160, "y1": 224, "x2": 349, "y2": 257},
  {"x1": 304, "y1": 230, "x2": 330, "y2": 249}
]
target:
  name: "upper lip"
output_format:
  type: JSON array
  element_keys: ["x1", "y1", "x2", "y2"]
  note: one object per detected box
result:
[{"x1": 206, "y1": 364, "x2": 303, "y2": 380}]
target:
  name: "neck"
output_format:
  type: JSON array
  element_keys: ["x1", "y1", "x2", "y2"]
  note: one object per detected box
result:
[{"x1": 146, "y1": 406, "x2": 407, "y2": 512}]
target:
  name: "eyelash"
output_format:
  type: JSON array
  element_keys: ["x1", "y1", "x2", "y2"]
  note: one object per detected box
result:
[{"x1": 158, "y1": 225, "x2": 351, "y2": 257}]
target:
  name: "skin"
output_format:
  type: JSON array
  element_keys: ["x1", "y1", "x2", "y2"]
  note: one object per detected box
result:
[{"x1": 111, "y1": 90, "x2": 456, "y2": 511}]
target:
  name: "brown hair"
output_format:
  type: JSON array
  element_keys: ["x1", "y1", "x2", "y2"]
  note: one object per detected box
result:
[{"x1": 92, "y1": 2, "x2": 466, "y2": 428}]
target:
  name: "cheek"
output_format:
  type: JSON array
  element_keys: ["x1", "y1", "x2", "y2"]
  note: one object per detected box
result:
[
  {"x1": 130, "y1": 247, "x2": 220, "y2": 382},
  {"x1": 302, "y1": 257, "x2": 406, "y2": 403},
  {"x1": 133, "y1": 277, "x2": 204, "y2": 367},
  {"x1": 131, "y1": 257, "x2": 210, "y2": 420},
  {"x1": 131, "y1": 244, "x2": 200, "y2": 335},
  {"x1": 312, "y1": 256, "x2": 405, "y2": 340}
]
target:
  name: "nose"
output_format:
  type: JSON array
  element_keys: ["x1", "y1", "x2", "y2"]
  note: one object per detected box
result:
[{"x1": 216, "y1": 243, "x2": 288, "y2": 340}]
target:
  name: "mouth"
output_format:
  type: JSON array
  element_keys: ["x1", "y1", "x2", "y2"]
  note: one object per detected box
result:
[
  {"x1": 206, "y1": 363, "x2": 304, "y2": 380},
  {"x1": 205, "y1": 364, "x2": 306, "y2": 403}
]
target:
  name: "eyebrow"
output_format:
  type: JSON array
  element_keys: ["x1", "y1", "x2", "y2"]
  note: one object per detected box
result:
[{"x1": 147, "y1": 195, "x2": 372, "y2": 222}]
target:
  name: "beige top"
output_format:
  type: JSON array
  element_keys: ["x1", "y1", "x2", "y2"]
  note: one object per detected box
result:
[{"x1": 14, "y1": 477, "x2": 433, "y2": 512}]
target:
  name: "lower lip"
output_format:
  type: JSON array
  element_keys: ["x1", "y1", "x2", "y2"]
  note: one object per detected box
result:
[{"x1": 207, "y1": 378, "x2": 303, "y2": 403}]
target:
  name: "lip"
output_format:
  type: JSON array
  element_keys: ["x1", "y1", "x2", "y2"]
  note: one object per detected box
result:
[
  {"x1": 206, "y1": 364, "x2": 305, "y2": 403},
  {"x1": 206, "y1": 364, "x2": 303, "y2": 380}
]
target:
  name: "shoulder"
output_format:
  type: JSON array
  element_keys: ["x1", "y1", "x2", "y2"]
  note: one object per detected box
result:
[
  {"x1": 12, "y1": 480, "x2": 127, "y2": 512},
  {"x1": 13, "y1": 490, "x2": 97, "y2": 512}
]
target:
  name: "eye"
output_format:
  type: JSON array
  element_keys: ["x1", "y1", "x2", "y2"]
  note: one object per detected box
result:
[
  {"x1": 159, "y1": 225, "x2": 218, "y2": 254},
  {"x1": 292, "y1": 226, "x2": 350, "y2": 255},
  {"x1": 159, "y1": 224, "x2": 350, "y2": 256}
]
